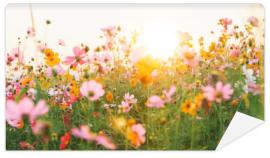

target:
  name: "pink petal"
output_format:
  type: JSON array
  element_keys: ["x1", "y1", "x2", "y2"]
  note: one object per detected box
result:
[
  {"x1": 30, "y1": 100, "x2": 48, "y2": 120},
  {"x1": 73, "y1": 47, "x2": 81, "y2": 56},
  {"x1": 18, "y1": 97, "x2": 34, "y2": 115}
]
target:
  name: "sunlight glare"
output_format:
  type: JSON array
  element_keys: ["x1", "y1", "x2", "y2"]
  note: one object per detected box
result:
[{"x1": 140, "y1": 21, "x2": 179, "y2": 59}]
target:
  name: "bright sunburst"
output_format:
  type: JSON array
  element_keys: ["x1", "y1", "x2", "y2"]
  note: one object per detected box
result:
[{"x1": 140, "y1": 21, "x2": 179, "y2": 59}]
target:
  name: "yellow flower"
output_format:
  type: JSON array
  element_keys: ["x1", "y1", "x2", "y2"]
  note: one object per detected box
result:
[
  {"x1": 176, "y1": 61, "x2": 188, "y2": 74},
  {"x1": 135, "y1": 55, "x2": 160, "y2": 85},
  {"x1": 44, "y1": 48, "x2": 60, "y2": 67},
  {"x1": 219, "y1": 33, "x2": 229, "y2": 46},
  {"x1": 106, "y1": 91, "x2": 114, "y2": 102},
  {"x1": 200, "y1": 49, "x2": 215, "y2": 60},
  {"x1": 64, "y1": 72, "x2": 74, "y2": 82},
  {"x1": 208, "y1": 42, "x2": 216, "y2": 52},
  {"x1": 180, "y1": 99, "x2": 197, "y2": 116},
  {"x1": 111, "y1": 116, "x2": 127, "y2": 131}
]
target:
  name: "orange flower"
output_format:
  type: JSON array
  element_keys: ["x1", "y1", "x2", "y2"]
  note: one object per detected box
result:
[
  {"x1": 20, "y1": 77, "x2": 32, "y2": 87},
  {"x1": 194, "y1": 94, "x2": 204, "y2": 109},
  {"x1": 106, "y1": 91, "x2": 114, "y2": 102}
]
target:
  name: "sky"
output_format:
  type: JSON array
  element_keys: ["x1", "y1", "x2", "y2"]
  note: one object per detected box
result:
[{"x1": 5, "y1": 4, "x2": 264, "y2": 60}]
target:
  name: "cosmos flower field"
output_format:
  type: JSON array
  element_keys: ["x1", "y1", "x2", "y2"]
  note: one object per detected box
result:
[{"x1": 6, "y1": 15, "x2": 264, "y2": 150}]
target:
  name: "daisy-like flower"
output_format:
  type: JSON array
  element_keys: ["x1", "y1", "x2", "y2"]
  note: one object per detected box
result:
[
  {"x1": 202, "y1": 81, "x2": 234, "y2": 103},
  {"x1": 80, "y1": 80, "x2": 105, "y2": 101},
  {"x1": 64, "y1": 46, "x2": 87, "y2": 67},
  {"x1": 44, "y1": 48, "x2": 60, "y2": 67},
  {"x1": 127, "y1": 123, "x2": 146, "y2": 147},
  {"x1": 145, "y1": 95, "x2": 164, "y2": 108},
  {"x1": 180, "y1": 99, "x2": 197, "y2": 116}
]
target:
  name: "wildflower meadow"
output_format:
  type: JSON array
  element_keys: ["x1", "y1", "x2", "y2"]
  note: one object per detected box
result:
[{"x1": 5, "y1": 6, "x2": 264, "y2": 150}]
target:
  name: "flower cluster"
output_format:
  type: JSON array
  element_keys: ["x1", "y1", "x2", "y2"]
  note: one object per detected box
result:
[{"x1": 6, "y1": 16, "x2": 264, "y2": 150}]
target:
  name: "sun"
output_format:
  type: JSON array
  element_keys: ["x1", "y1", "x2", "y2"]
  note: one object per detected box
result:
[{"x1": 139, "y1": 21, "x2": 179, "y2": 59}]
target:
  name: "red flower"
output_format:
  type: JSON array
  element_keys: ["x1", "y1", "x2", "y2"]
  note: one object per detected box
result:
[{"x1": 60, "y1": 132, "x2": 71, "y2": 150}]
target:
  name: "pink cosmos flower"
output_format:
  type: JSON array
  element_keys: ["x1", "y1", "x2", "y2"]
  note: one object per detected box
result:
[
  {"x1": 100, "y1": 52, "x2": 113, "y2": 63},
  {"x1": 10, "y1": 47, "x2": 24, "y2": 64},
  {"x1": 101, "y1": 26, "x2": 118, "y2": 38},
  {"x1": 124, "y1": 93, "x2": 137, "y2": 104},
  {"x1": 162, "y1": 85, "x2": 176, "y2": 103},
  {"x1": 131, "y1": 123, "x2": 146, "y2": 147},
  {"x1": 58, "y1": 39, "x2": 65, "y2": 46},
  {"x1": 120, "y1": 101, "x2": 131, "y2": 113},
  {"x1": 178, "y1": 46, "x2": 198, "y2": 68},
  {"x1": 80, "y1": 80, "x2": 105, "y2": 101},
  {"x1": 229, "y1": 46, "x2": 241, "y2": 58},
  {"x1": 89, "y1": 52, "x2": 112, "y2": 64},
  {"x1": 202, "y1": 81, "x2": 234, "y2": 103},
  {"x1": 27, "y1": 27, "x2": 36, "y2": 37},
  {"x1": 248, "y1": 16, "x2": 259, "y2": 27},
  {"x1": 220, "y1": 18, "x2": 232, "y2": 30},
  {"x1": 64, "y1": 47, "x2": 87, "y2": 67},
  {"x1": 6, "y1": 53, "x2": 15, "y2": 65},
  {"x1": 71, "y1": 125, "x2": 116, "y2": 149},
  {"x1": 71, "y1": 125, "x2": 96, "y2": 141},
  {"x1": 248, "y1": 82, "x2": 260, "y2": 95},
  {"x1": 96, "y1": 134, "x2": 117, "y2": 150},
  {"x1": 6, "y1": 97, "x2": 49, "y2": 128},
  {"x1": 6, "y1": 100, "x2": 22, "y2": 128},
  {"x1": 30, "y1": 100, "x2": 49, "y2": 121},
  {"x1": 119, "y1": 93, "x2": 137, "y2": 113},
  {"x1": 145, "y1": 95, "x2": 165, "y2": 108}
]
